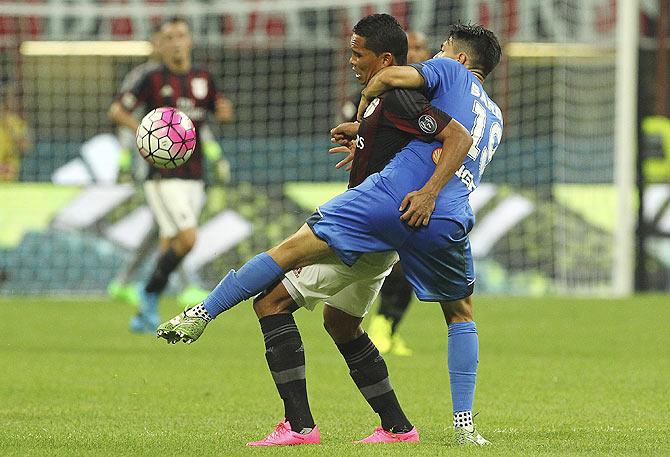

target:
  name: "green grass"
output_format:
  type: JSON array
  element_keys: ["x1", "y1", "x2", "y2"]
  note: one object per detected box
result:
[{"x1": 1, "y1": 295, "x2": 669, "y2": 456}]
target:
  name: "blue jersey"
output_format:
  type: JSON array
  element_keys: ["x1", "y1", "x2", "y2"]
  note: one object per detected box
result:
[
  {"x1": 378, "y1": 57, "x2": 504, "y2": 230},
  {"x1": 308, "y1": 58, "x2": 503, "y2": 301}
]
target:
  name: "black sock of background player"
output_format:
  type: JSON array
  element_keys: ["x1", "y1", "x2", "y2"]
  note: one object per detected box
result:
[
  {"x1": 378, "y1": 264, "x2": 413, "y2": 332},
  {"x1": 259, "y1": 314, "x2": 315, "y2": 432},
  {"x1": 145, "y1": 247, "x2": 183, "y2": 294},
  {"x1": 337, "y1": 333, "x2": 413, "y2": 433}
]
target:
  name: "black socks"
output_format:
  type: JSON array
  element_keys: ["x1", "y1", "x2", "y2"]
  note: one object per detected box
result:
[
  {"x1": 145, "y1": 248, "x2": 183, "y2": 294},
  {"x1": 259, "y1": 314, "x2": 315, "y2": 432},
  {"x1": 337, "y1": 333, "x2": 413, "y2": 433}
]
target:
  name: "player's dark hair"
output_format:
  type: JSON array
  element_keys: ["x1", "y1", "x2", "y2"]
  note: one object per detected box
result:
[
  {"x1": 353, "y1": 14, "x2": 408, "y2": 66},
  {"x1": 448, "y1": 23, "x2": 502, "y2": 77},
  {"x1": 150, "y1": 22, "x2": 163, "y2": 36},
  {"x1": 162, "y1": 16, "x2": 190, "y2": 30}
]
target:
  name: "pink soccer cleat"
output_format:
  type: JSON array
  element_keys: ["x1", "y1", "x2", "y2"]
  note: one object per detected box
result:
[
  {"x1": 246, "y1": 420, "x2": 320, "y2": 446},
  {"x1": 355, "y1": 426, "x2": 420, "y2": 443}
]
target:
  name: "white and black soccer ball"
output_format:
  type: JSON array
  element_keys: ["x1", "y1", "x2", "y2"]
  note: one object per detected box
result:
[{"x1": 135, "y1": 107, "x2": 197, "y2": 169}]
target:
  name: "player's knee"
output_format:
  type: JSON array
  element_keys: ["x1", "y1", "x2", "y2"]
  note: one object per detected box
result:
[
  {"x1": 173, "y1": 229, "x2": 197, "y2": 255},
  {"x1": 323, "y1": 309, "x2": 363, "y2": 343},
  {"x1": 252, "y1": 284, "x2": 296, "y2": 318},
  {"x1": 441, "y1": 296, "x2": 474, "y2": 324}
]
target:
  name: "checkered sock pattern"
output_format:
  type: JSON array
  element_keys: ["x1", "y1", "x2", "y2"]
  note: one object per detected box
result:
[
  {"x1": 185, "y1": 303, "x2": 212, "y2": 322},
  {"x1": 453, "y1": 410, "x2": 473, "y2": 429}
]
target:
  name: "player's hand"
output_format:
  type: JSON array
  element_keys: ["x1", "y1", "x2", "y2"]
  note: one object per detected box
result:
[
  {"x1": 329, "y1": 144, "x2": 355, "y2": 171},
  {"x1": 215, "y1": 97, "x2": 235, "y2": 123},
  {"x1": 330, "y1": 122, "x2": 359, "y2": 143},
  {"x1": 399, "y1": 188, "x2": 437, "y2": 227}
]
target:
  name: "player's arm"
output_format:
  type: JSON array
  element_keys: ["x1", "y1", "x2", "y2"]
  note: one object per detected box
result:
[
  {"x1": 399, "y1": 118, "x2": 472, "y2": 227},
  {"x1": 108, "y1": 101, "x2": 140, "y2": 131},
  {"x1": 108, "y1": 71, "x2": 149, "y2": 131},
  {"x1": 358, "y1": 66, "x2": 424, "y2": 120}
]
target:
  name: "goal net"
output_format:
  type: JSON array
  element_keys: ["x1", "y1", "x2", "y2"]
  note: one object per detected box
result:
[{"x1": 0, "y1": 0, "x2": 631, "y2": 296}]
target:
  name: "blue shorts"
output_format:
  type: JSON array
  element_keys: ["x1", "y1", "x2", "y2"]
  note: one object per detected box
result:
[{"x1": 308, "y1": 175, "x2": 475, "y2": 302}]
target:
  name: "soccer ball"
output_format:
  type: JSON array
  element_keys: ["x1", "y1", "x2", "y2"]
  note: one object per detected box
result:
[{"x1": 136, "y1": 107, "x2": 196, "y2": 169}]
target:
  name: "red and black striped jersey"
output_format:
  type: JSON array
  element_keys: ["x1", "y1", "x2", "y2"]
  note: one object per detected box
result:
[
  {"x1": 117, "y1": 64, "x2": 222, "y2": 180},
  {"x1": 348, "y1": 88, "x2": 452, "y2": 188}
]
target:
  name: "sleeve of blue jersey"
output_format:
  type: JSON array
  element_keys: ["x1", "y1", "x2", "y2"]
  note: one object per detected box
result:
[{"x1": 409, "y1": 58, "x2": 459, "y2": 98}]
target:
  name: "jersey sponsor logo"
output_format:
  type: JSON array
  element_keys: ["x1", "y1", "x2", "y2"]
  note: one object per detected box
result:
[
  {"x1": 418, "y1": 114, "x2": 438, "y2": 134},
  {"x1": 191, "y1": 77, "x2": 208, "y2": 99},
  {"x1": 160, "y1": 84, "x2": 173, "y2": 98},
  {"x1": 455, "y1": 164, "x2": 477, "y2": 191},
  {"x1": 433, "y1": 148, "x2": 477, "y2": 192},
  {"x1": 363, "y1": 98, "x2": 380, "y2": 118}
]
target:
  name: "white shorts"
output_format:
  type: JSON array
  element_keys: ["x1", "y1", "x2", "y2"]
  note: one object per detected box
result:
[
  {"x1": 143, "y1": 179, "x2": 205, "y2": 238},
  {"x1": 282, "y1": 251, "x2": 399, "y2": 318}
]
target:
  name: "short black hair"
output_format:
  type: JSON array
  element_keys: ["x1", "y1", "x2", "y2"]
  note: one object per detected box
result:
[
  {"x1": 162, "y1": 16, "x2": 190, "y2": 30},
  {"x1": 353, "y1": 14, "x2": 408, "y2": 66},
  {"x1": 448, "y1": 23, "x2": 501, "y2": 77},
  {"x1": 150, "y1": 22, "x2": 163, "y2": 36}
]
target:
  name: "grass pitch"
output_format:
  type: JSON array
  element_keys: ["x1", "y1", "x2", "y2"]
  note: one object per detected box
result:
[{"x1": 2, "y1": 295, "x2": 669, "y2": 456}]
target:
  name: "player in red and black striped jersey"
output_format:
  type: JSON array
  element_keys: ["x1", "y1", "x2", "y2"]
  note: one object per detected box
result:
[
  {"x1": 109, "y1": 16, "x2": 234, "y2": 333},
  {"x1": 336, "y1": 30, "x2": 434, "y2": 357},
  {"x1": 346, "y1": 89, "x2": 452, "y2": 188}
]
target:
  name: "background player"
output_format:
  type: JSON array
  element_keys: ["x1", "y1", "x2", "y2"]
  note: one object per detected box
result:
[
  {"x1": 366, "y1": 28, "x2": 434, "y2": 357},
  {"x1": 107, "y1": 24, "x2": 163, "y2": 307},
  {"x1": 109, "y1": 16, "x2": 234, "y2": 332}
]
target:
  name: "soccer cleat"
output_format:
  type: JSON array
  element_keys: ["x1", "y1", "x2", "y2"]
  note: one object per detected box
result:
[
  {"x1": 367, "y1": 315, "x2": 393, "y2": 354},
  {"x1": 136, "y1": 286, "x2": 159, "y2": 331},
  {"x1": 156, "y1": 304, "x2": 209, "y2": 344},
  {"x1": 108, "y1": 280, "x2": 140, "y2": 306},
  {"x1": 129, "y1": 314, "x2": 148, "y2": 333},
  {"x1": 246, "y1": 420, "x2": 320, "y2": 446},
  {"x1": 390, "y1": 333, "x2": 413, "y2": 356},
  {"x1": 355, "y1": 427, "x2": 419, "y2": 444},
  {"x1": 454, "y1": 425, "x2": 491, "y2": 446}
]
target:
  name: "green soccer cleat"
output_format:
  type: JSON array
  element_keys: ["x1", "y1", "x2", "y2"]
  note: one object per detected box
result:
[
  {"x1": 156, "y1": 304, "x2": 210, "y2": 344},
  {"x1": 390, "y1": 333, "x2": 413, "y2": 356},
  {"x1": 108, "y1": 280, "x2": 140, "y2": 306},
  {"x1": 367, "y1": 315, "x2": 393, "y2": 354},
  {"x1": 454, "y1": 425, "x2": 491, "y2": 446}
]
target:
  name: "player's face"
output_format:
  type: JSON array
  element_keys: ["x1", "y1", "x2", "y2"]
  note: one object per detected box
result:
[
  {"x1": 407, "y1": 32, "x2": 431, "y2": 64},
  {"x1": 349, "y1": 34, "x2": 392, "y2": 86},
  {"x1": 161, "y1": 22, "x2": 192, "y2": 65}
]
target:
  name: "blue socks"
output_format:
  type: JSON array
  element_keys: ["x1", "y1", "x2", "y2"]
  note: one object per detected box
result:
[
  {"x1": 203, "y1": 252, "x2": 284, "y2": 318},
  {"x1": 447, "y1": 321, "x2": 479, "y2": 413}
]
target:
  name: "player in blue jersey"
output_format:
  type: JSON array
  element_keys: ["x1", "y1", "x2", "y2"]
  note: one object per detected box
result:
[{"x1": 159, "y1": 22, "x2": 502, "y2": 446}]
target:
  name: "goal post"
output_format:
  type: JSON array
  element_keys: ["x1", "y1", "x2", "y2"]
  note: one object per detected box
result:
[{"x1": 613, "y1": 0, "x2": 639, "y2": 296}]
